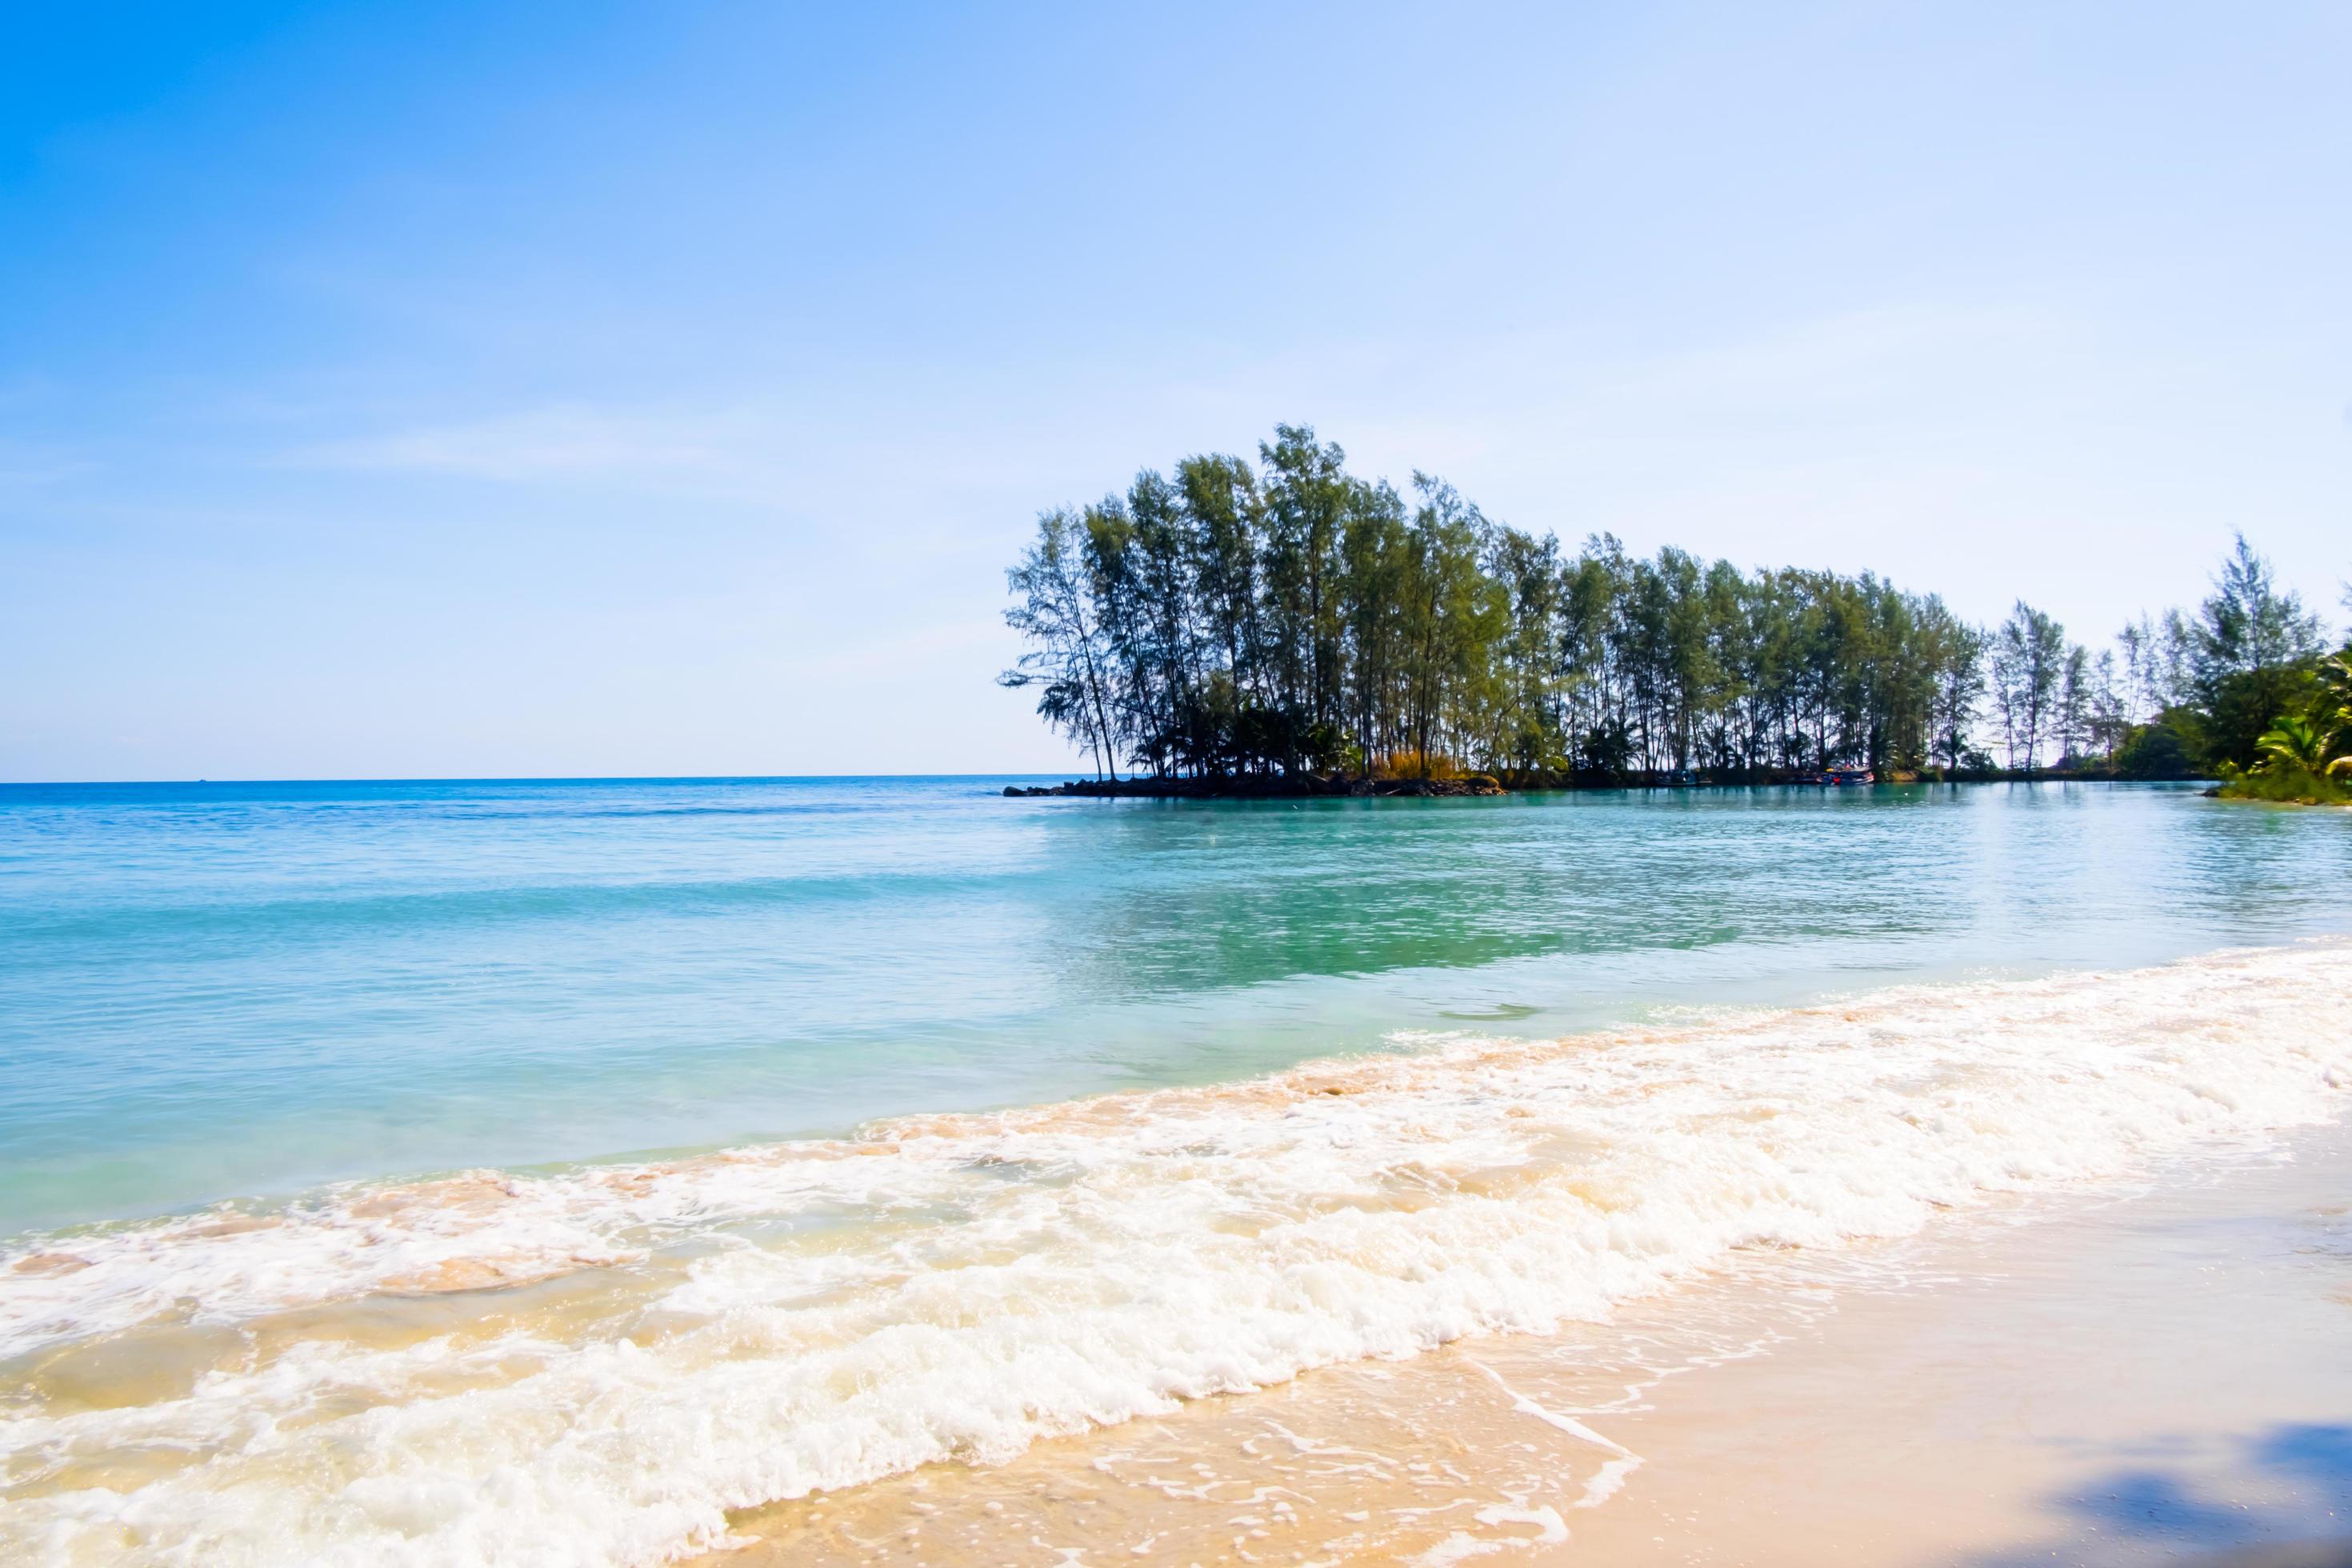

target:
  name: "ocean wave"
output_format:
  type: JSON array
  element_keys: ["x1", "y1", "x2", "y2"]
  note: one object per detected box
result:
[{"x1": 2, "y1": 940, "x2": 2346, "y2": 1566}]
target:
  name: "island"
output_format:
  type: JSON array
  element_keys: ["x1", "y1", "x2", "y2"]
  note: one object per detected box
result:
[{"x1": 998, "y1": 425, "x2": 2351, "y2": 802}]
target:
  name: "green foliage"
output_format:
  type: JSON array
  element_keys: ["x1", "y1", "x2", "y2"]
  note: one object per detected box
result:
[
  {"x1": 2316, "y1": 651, "x2": 2352, "y2": 778},
  {"x1": 2112, "y1": 710, "x2": 2206, "y2": 780},
  {"x1": 2254, "y1": 714, "x2": 2330, "y2": 774},
  {"x1": 1001, "y1": 430, "x2": 2347, "y2": 794},
  {"x1": 1003, "y1": 426, "x2": 1986, "y2": 781},
  {"x1": 2182, "y1": 534, "x2": 2327, "y2": 767},
  {"x1": 2210, "y1": 646, "x2": 2352, "y2": 803},
  {"x1": 998, "y1": 509, "x2": 1122, "y2": 778},
  {"x1": 2216, "y1": 762, "x2": 2352, "y2": 806},
  {"x1": 1988, "y1": 602, "x2": 2066, "y2": 769}
]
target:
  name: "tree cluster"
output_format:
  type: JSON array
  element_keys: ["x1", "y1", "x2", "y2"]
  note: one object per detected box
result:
[{"x1": 1001, "y1": 426, "x2": 2346, "y2": 786}]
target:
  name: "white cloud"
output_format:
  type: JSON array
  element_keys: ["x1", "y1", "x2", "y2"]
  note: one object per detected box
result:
[{"x1": 291, "y1": 402, "x2": 759, "y2": 487}]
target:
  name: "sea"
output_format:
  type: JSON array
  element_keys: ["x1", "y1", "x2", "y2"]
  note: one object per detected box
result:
[{"x1": 1, "y1": 777, "x2": 2347, "y2": 1564}]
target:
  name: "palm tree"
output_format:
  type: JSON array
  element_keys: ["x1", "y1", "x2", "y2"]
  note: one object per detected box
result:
[
  {"x1": 2318, "y1": 651, "x2": 2352, "y2": 777},
  {"x1": 2254, "y1": 714, "x2": 2328, "y2": 775}
]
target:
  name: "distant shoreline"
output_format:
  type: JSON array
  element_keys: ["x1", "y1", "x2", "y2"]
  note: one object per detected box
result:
[{"x1": 1004, "y1": 770, "x2": 2208, "y2": 799}]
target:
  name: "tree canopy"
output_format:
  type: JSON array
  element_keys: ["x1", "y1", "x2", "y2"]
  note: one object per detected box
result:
[{"x1": 1002, "y1": 426, "x2": 2345, "y2": 788}]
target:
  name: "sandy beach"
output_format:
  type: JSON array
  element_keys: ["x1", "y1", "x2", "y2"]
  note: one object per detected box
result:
[
  {"x1": 701, "y1": 1119, "x2": 2352, "y2": 1566},
  {"x1": 10, "y1": 930, "x2": 2348, "y2": 1566},
  {"x1": 1551, "y1": 1125, "x2": 2352, "y2": 1566},
  {"x1": 14, "y1": 2, "x2": 2352, "y2": 1558}
]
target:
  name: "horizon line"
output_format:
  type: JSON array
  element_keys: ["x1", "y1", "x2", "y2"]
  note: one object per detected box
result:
[{"x1": 0, "y1": 771, "x2": 1079, "y2": 789}]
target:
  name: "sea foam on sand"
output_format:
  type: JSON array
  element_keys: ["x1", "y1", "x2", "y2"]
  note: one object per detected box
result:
[{"x1": 3, "y1": 941, "x2": 2348, "y2": 1566}]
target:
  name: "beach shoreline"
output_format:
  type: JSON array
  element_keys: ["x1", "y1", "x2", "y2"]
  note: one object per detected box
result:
[
  {"x1": 999, "y1": 772, "x2": 2195, "y2": 800},
  {"x1": 1538, "y1": 1119, "x2": 2352, "y2": 1566},
  {"x1": 699, "y1": 1117, "x2": 2352, "y2": 1567},
  {"x1": 8, "y1": 936, "x2": 2347, "y2": 1566}
]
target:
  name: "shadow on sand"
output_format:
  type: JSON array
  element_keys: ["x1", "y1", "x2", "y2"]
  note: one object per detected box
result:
[{"x1": 1971, "y1": 1422, "x2": 2352, "y2": 1566}]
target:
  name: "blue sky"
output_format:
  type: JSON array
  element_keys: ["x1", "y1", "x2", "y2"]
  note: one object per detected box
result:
[{"x1": 2, "y1": 2, "x2": 2347, "y2": 779}]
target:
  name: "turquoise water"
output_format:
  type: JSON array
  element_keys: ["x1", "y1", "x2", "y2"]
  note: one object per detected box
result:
[
  {"x1": 6, "y1": 777, "x2": 2352, "y2": 1568},
  {"x1": 2, "y1": 777, "x2": 2346, "y2": 1237}
]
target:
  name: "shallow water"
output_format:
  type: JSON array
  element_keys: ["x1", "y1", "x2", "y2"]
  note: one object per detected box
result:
[
  {"x1": 1, "y1": 779, "x2": 2348, "y2": 1566},
  {"x1": 3, "y1": 777, "x2": 2345, "y2": 1233}
]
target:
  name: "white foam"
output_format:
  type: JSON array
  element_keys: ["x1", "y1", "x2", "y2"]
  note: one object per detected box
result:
[
  {"x1": 3, "y1": 941, "x2": 2348, "y2": 1566},
  {"x1": 1467, "y1": 1357, "x2": 1642, "y2": 1510}
]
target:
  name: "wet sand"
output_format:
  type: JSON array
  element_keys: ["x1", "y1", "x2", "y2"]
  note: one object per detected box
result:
[
  {"x1": 700, "y1": 1123, "x2": 2352, "y2": 1566},
  {"x1": 13, "y1": 946, "x2": 2347, "y2": 1565},
  {"x1": 1548, "y1": 1127, "x2": 2352, "y2": 1566}
]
